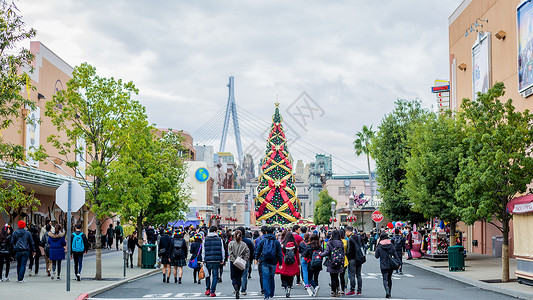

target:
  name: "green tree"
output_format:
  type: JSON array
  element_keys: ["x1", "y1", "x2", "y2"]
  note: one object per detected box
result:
[
  {"x1": 103, "y1": 127, "x2": 190, "y2": 265},
  {"x1": 45, "y1": 63, "x2": 147, "y2": 280},
  {"x1": 370, "y1": 99, "x2": 427, "y2": 223},
  {"x1": 313, "y1": 189, "x2": 336, "y2": 225},
  {"x1": 456, "y1": 82, "x2": 533, "y2": 282},
  {"x1": 405, "y1": 112, "x2": 464, "y2": 245},
  {"x1": 0, "y1": 1, "x2": 41, "y2": 217},
  {"x1": 353, "y1": 125, "x2": 375, "y2": 200}
]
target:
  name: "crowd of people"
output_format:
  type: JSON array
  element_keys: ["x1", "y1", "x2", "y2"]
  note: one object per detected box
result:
[
  {"x1": 155, "y1": 224, "x2": 411, "y2": 299},
  {"x1": 0, "y1": 219, "x2": 412, "y2": 299}
]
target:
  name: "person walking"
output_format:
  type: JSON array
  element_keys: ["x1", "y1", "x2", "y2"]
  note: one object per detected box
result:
[
  {"x1": 114, "y1": 221, "x2": 124, "y2": 251},
  {"x1": 11, "y1": 220, "x2": 35, "y2": 283},
  {"x1": 345, "y1": 226, "x2": 365, "y2": 296},
  {"x1": 299, "y1": 233, "x2": 310, "y2": 294},
  {"x1": 291, "y1": 226, "x2": 303, "y2": 286},
  {"x1": 391, "y1": 228, "x2": 405, "y2": 274},
  {"x1": 320, "y1": 230, "x2": 345, "y2": 297},
  {"x1": 158, "y1": 229, "x2": 173, "y2": 283},
  {"x1": 255, "y1": 226, "x2": 283, "y2": 300},
  {"x1": 48, "y1": 224, "x2": 66, "y2": 280},
  {"x1": 304, "y1": 234, "x2": 323, "y2": 297},
  {"x1": 375, "y1": 232, "x2": 399, "y2": 298},
  {"x1": 339, "y1": 230, "x2": 348, "y2": 295},
  {"x1": 170, "y1": 230, "x2": 187, "y2": 284},
  {"x1": 28, "y1": 226, "x2": 41, "y2": 276},
  {"x1": 189, "y1": 234, "x2": 203, "y2": 284},
  {"x1": 277, "y1": 230, "x2": 300, "y2": 298},
  {"x1": 0, "y1": 225, "x2": 13, "y2": 281},
  {"x1": 228, "y1": 230, "x2": 249, "y2": 299},
  {"x1": 106, "y1": 224, "x2": 114, "y2": 250},
  {"x1": 40, "y1": 224, "x2": 52, "y2": 276},
  {"x1": 237, "y1": 227, "x2": 254, "y2": 295},
  {"x1": 71, "y1": 222, "x2": 89, "y2": 281},
  {"x1": 218, "y1": 231, "x2": 228, "y2": 283},
  {"x1": 405, "y1": 226, "x2": 413, "y2": 260},
  {"x1": 254, "y1": 226, "x2": 267, "y2": 296},
  {"x1": 201, "y1": 226, "x2": 225, "y2": 297},
  {"x1": 126, "y1": 231, "x2": 141, "y2": 268}
]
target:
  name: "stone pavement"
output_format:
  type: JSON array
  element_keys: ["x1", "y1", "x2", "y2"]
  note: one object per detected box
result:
[
  {"x1": 0, "y1": 248, "x2": 158, "y2": 300},
  {"x1": 404, "y1": 252, "x2": 533, "y2": 300}
]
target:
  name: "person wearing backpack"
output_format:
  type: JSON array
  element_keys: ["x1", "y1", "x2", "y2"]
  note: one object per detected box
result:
[
  {"x1": 11, "y1": 220, "x2": 35, "y2": 283},
  {"x1": 391, "y1": 228, "x2": 405, "y2": 274},
  {"x1": 276, "y1": 230, "x2": 300, "y2": 298},
  {"x1": 304, "y1": 233, "x2": 322, "y2": 297},
  {"x1": 255, "y1": 226, "x2": 283, "y2": 300},
  {"x1": 254, "y1": 226, "x2": 267, "y2": 296},
  {"x1": 299, "y1": 233, "x2": 311, "y2": 294},
  {"x1": 48, "y1": 224, "x2": 66, "y2": 280},
  {"x1": 40, "y1": 224, "x2": 52, "y2": 276},
  {"x1": 28, "y1": 227, "x2": 42, "y2": 276},
  {"x1": 375, "y1": 232, "x2": 399, "y2": 298},
  {"x1": 158, "y1": 229, "x2": 173, "y2": 283},
  {"x1": 114, "y1": 221, "x2": 124, "y2": 251},
  {"x1": 170, "y1": 230, "x2": 187, "y2": 283},
  {"x1": 0, "y1": 225, "x2": 13, "y2": 281},
  {"x1": 345, "y1": 226, "x2": 365, "y2": 296},
  {"x1": 71, "y1": 222, "x2": 89, "y2": 281},
  {"x1": 320, "y1": 230, "x2": 344, "y2": 297}
]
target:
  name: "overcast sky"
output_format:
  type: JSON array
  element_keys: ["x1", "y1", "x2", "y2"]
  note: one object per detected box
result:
[{"x1": 18, "y1": 0, "x2": 463, "y2": 174}]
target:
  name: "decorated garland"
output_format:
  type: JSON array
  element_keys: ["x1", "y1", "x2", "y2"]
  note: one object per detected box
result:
[{"x1": 255, "y1": 103, "x2": 302, "y2": 224}]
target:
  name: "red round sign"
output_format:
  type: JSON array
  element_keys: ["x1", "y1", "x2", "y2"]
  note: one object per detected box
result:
[{"x1": 372, "y1": 210, "x2": 384, "y2": 223}]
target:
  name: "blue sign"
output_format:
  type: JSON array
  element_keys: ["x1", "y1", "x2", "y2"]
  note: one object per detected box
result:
[{"x1": 195, "y1": 167, "x2": 210, "y2": 183}]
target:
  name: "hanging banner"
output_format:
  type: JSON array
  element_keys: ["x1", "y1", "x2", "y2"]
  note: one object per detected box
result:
[
  {"x1": 518, "y1": 0, "x2": 533, "y2": 93},
  {"x1": 472, "y1": 32, "x2": 491, "y2": 100},
  {"x1": 25, "y1": 107, "x2": 40, "y2": 167},
  {"x1": 76, "y1": 137, "x2": 86, "y2": 178}
]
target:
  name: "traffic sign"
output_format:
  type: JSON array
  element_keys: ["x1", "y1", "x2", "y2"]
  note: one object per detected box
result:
[
  {"x1": 371, "y1": 210, "x2": 384, "y2": 223},
  {"x1": 56, "y1": 181, "x2": 85, "y2": 212}
]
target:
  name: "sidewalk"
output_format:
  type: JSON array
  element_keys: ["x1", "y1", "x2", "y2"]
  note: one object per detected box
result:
[
  {"x1": 0, "y1": 249, "x2": 159, "y2": 300},
  {"x1": 405, "y1": 252, "x2": 533, "y2": 300}
]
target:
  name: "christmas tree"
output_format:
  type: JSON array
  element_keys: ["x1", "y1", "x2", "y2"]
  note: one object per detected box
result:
[{"x1": 255, "y1": 103, "x2": 301, "y2": 225}]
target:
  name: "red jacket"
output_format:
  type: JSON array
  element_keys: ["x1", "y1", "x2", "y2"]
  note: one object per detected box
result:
[{"x1": 276, "y1": 241, "x2": 300, "y2": 276}]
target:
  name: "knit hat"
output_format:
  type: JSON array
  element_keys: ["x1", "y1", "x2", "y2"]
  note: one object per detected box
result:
[{"x1": 17, "y1": 220, "x2": 26, "y2": 229}]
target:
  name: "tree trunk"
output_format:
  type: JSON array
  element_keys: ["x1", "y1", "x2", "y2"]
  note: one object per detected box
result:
[
  {"x1": 95, "y1": 218, "x2": 102, "y2": 280},
  {"x1": 366, "y1": 153, "x2": 374, "y2": 200},
  {"x1": 449, "y1": 221, "x2": 456, "y2": 246},
  {"x1": 137, "y1": 216, "x2": 143, "y2": 267},
  {"x1": 502, "y1": 215, "x2": 510, "y2": 282}
]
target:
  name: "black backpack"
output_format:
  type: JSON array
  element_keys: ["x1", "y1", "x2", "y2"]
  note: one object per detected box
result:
[
  {"x1": 172, "y1": 239, "x2": 185, "y2": 259},
  {"x1": 309, "y1": 250, "x2": 323, "y2": 270},
  {"x1": 284, "y1": 246, "x2": 296, "y2": 265},
  {"x1": 352, "y1": 236, "x2": 366, "y2": 264}
]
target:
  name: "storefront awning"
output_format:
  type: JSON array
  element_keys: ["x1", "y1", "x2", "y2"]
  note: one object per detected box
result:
[{"x1": 507, "y1": 194, "x2": 533, "y2": 214}]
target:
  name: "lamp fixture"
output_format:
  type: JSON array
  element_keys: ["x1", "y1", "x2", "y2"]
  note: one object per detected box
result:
[
  {"x1": 458, "y1": 63, "x2": 467, "y2": 71},
  {"x1": 495, "y1": 30, "x2": 506, "y2": 40},
  {"x1": 464, "y1": 17, "x2": 488, "y2": 37},
  {"x1": 37, "y1": 93, "x2": 46, "y2": 100}
]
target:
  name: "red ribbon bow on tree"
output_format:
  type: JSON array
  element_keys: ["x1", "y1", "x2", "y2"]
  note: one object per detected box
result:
[
  {"x1": 262, "y1": 144, "x2": 292, "y2": 170},
  {"x1": 256, "y1": 179, "x2": 300, "y2": 219}
]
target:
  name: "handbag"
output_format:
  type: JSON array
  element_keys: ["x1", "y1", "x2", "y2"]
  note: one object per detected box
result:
[
  {"x1": 198, "y1": 265, "x2": 205, "y2": 280},
  {"x1": 188, "y1": 245, "x2": 202, "y2": 269},
  {"x1": 389, "y1": 253, "x2": 401, "y2": 270},
  {"x1": 234, "y1": 256, "x2": 247, "y2": 270},
  {"x1": 158, "y1": 248, "x2": 166, "y2": 256}
]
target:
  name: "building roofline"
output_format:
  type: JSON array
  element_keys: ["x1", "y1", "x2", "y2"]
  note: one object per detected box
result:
[{"x1": 449, "y1": 0, "x2": 472, "y2": 25}]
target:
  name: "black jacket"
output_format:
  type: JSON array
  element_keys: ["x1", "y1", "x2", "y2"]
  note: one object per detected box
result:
[
  {"x1": 11, "y1": 229, "x2": 34, "y2": 252},
  {"x1": 158, "y1": 235, "x2": 173, "y2": 260},
  {"x1": 0, "y1": 233, "x2": 12, "y2": 255},
  {"x1": 127, "y1": 237, "x2": 141, "y2": 253},
  {"x1": 189, "y1": 241, "x2": 203, "y2": 262},
  {"x1": 375, "y1": 239, "x2": 398, "y2": 270},
  {"x1": 346, "y1": 234, "x2": 362, "y2": 260},
  {"x1": 170, "y1": 237, "x2": 187, "y2": 260},
  {"x1": 242, "y1": 237, "x2": 255, "y2": 262},
  {"x1": 391, "y1": 234, "x2": 405, "y2": 252}
]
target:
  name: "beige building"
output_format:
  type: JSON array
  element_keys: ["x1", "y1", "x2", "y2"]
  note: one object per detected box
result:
[{"x1": 449, "y1": 0, "x2": 530, "y2": 263}]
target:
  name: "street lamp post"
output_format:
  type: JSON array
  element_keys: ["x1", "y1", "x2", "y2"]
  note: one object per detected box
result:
[
  {"x1": 349, "y1": 194, "x2": 355, "y2": 225},
  {"x1": 331, "y1": 201, "x2": 336, "y2": 228},
  {"x1": 232, "y1": 203, "x2": 237, "y2": 229}
]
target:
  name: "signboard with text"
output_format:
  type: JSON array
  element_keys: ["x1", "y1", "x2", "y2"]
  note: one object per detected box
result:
[{"x1": 371, "y1": 210, "x2": 384, "y2": 223}]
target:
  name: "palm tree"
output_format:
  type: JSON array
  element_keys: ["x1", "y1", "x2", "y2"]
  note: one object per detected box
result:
[{"x1": 353, "y1": 125, "x2": 375, "y2": 200}]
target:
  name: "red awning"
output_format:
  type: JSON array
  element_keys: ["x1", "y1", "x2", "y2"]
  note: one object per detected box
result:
[{"x1": 507, "y1": 194, "x2": 533, "y2": 214}]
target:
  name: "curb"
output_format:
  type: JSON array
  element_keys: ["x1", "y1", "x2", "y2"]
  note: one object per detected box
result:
[
  {"x1": 405, "y1": 260, "x2": 533, "y2": 300},
  {"x1": 78, "y1": 268, "x2": 160, "y2": 299}
]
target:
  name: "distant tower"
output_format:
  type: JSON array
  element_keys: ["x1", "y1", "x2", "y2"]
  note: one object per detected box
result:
[{"x1": 220, "y1": 76, "x2": 244, "y2": 164}]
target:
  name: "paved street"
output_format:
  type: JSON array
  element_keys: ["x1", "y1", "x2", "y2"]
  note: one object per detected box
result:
[{"x1": 92, "y1": 254, "x2": 515, "y2": 300}]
